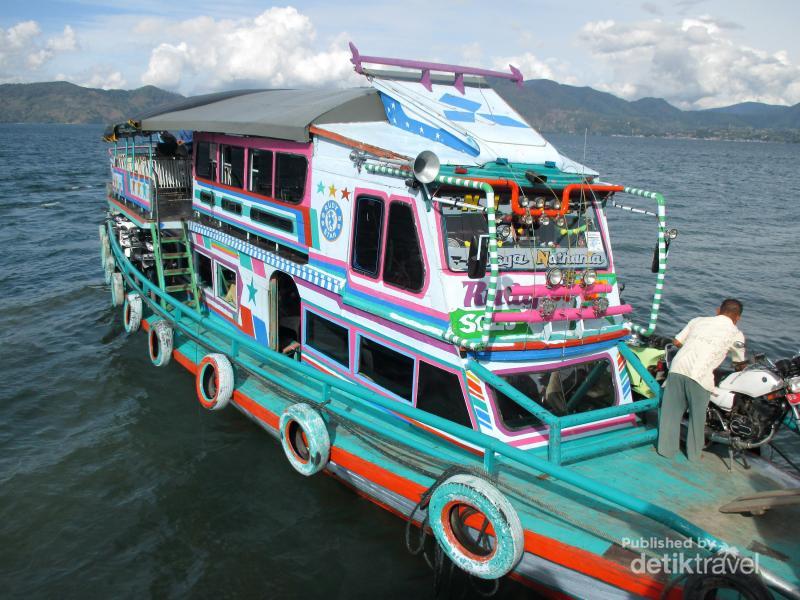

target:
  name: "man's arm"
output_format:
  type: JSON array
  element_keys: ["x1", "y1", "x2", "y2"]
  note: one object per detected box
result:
[{"x1": 672, "y1": 319, "x2": 695, "y2": 349}]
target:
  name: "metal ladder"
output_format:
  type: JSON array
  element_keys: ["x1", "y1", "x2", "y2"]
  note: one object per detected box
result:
[{"x1": 150, "y1": 221, "x2": 201, "y2": 310}]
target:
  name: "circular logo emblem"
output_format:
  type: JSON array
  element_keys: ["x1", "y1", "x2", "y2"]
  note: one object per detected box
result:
[{"x1": 320, "y1": 200, "x2": 343, "y2": 241}]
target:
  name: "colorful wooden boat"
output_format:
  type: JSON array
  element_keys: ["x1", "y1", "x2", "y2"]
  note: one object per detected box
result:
[{"x1": 99, "y1": 45, "x2": 800, "y2": 598}]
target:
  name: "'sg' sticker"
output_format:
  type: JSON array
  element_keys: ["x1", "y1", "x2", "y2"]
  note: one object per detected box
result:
[{"x1": 320, "y1": 200, "x2": 343, "y2": 241}]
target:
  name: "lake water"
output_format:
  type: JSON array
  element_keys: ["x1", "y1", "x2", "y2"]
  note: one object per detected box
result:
[{"x1": 0, "y1": 124, "x2": 798, "y2": 598}]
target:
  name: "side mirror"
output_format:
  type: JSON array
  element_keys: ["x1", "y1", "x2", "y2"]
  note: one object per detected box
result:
[{"x1": 467, "y1": 235, "x2": 488, "y2": 279}]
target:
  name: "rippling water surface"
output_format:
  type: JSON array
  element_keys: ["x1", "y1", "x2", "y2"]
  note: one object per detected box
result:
[{"x1": 1, "y1": 124, "x2": 797, "y2": 598}]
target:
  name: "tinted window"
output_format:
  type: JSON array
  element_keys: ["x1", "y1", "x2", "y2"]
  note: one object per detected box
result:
[
  {"x1": 195, "y1": 141, "x2": 217, "y2": 181},
  {"x1": 250, "y1": 149, "x2": 273, "y2": 197},
  {"x1": 195, "y1": 252, "x2": 212, "y2": 288},
  {"x1": 216, "y1": 264, "x2": 237, "y2": 307},
  {"x1": 221, "y1": 198, "x2": 242, "y2": 215},
  {"x1": 275, "y1": 153, "x2": 307, "y2": 203},
  {"x1": 221, "y1": 145, "x2": 244, "y2": 188},
  {"x1": 251, "y1": 207, "x2": 293, "y2": 232},
  {"x1": 352, "y1": 196, "x2": 384, "y2": 277},
  {"x1": 383, "y1": 202, "x2": 424, "y2": 292},
  {"x1": 358, "y1": 337, "x2": 413, "y2": 400},
  {"x1": 416, "y1": 363, "x2": 471, "y2": 428},
  {"x1": 492, "y1": 359, "x2": 616, "y2": 430},
  {"x1": 306, "y1": 312, "x2": 349, "y2": 366}
]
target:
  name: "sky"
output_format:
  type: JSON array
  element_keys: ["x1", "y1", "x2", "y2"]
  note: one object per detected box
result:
[{"x1": 1, "y1": 0, "x2": 799, "y2": 110}]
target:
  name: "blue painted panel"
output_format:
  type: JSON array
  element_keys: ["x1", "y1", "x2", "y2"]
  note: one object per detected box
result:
[
  {"x1": 478, "y1": 113, "x2": 528, "y2": 128},
  {"x1": 439, "y1": 93, "x2": 482, "y2": 112},
  {"x1": 444, "y1": 110, "x2": 476, "y2": 122},
  {"x1": 252, "y1": 315, "x2": 269, "y2": 346}
]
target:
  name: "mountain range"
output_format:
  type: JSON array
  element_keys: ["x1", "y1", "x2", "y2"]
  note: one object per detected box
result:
[{"x1": 1, "y1": 80, "x2": 799, "y2": 142}]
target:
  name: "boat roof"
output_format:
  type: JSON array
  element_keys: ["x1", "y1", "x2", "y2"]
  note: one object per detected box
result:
[
  {"x1": 105, "y1": 47, "x2": 598, "y2": 175},
  {"x1": 114, "y1": 87, "x2": 386, "y2": 143}
]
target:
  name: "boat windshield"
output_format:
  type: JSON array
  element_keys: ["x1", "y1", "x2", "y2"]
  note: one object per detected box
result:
[
  {"x1": 440, "y1": 194, "x2": 608, "y2": 272},
  {"x1": 490, "y1": 357, "x2": 617, "y2": 431}
]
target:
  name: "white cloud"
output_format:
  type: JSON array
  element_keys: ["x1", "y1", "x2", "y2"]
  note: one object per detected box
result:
[
  {"x1": 579, "y1": 17, "x2": 800, "y2": 108},
  {"x1": 57, "y1": 66, "x2": 126, "y2": 90},
  {"x1": 140, "y1": 7, "x2": 360, "y2": 92},
  {"x1": 0, "y1": 21, "x2": 78, "y2": 80}
]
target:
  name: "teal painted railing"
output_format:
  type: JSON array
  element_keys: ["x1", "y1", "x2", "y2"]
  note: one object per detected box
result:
[
  {"x1": 467, "y1": 351, "x2": 661, "y2": 465},
  {"x1": 107, "y1": 222, "x2": 730, "y2": 557}
]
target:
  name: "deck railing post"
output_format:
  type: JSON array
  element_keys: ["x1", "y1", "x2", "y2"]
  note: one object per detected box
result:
[
  {"x1": 483, "y1": 449, "x2": 496, "y2": 475},
  {"x1": 548, "y1": 423, "x2": 562, "y2": 464}
]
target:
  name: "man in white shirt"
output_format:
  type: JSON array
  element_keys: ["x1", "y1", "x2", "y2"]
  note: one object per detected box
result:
[{"x1": 657, "y1": 299, "x2": 747, "y2": 461}]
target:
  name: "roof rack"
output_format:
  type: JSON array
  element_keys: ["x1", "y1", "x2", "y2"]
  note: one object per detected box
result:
[{"x1": 349, "y1": 42, "x2": 523, "y2": 93}]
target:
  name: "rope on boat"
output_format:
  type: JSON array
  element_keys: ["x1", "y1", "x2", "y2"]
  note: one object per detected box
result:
[
  {"x1": 622, "y1": 187, "x2": 667, "y2": 337},
  {"x1": 404, "y1": 465, "x2": 501, "y2": 598}
]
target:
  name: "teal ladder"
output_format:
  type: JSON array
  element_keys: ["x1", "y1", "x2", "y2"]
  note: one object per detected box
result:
[{"x1": 150, "y1": 221, "x2": 202, "y2": 310}]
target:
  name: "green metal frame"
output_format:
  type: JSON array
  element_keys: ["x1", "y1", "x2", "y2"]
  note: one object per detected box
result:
[{"x1": 107, "y1": 222, "x2": 727, "y2": 556}]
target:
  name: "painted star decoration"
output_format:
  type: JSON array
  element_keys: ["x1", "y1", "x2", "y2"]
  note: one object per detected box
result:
[
  {"x1": 328, "y1": 184, "x2": 337, "y2": 197},
  {"x1": 340, "y1": 188, "x2": 350, "y2": 201},
  {"x1": 316, "y1": 181, "x2": 325, "y2": 194},
  {"x1": 246, "y1": 278, "x2": 258, "y2": 304}
]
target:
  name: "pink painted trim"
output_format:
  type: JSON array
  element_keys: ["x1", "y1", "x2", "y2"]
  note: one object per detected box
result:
[
  {"x1": 294, "y1": 278, "x2": 458, "y2": 355},
  {"x1": 493, "y1": 304, "x2": 632, "y2": 323},
  {"x1": 195, "y1": 132, "x2": 312, "y2": 208},
  {"x1": 193, "y1": 199, "x2": 299, "y2": 248},
  {"x1": 251, "y1": 258, "x2": 266, "y2": 278},
  {"x1": 308, "y1": 251, "x2": 348, "y2": 270},
  {"x1": 382, "y1": 193, "x2": 431, "y2": 298},
  {"x1": 510, "y1": 283, "x2": 613, "y2": 298},
  {"x1": 507, "y1": 414, "x2": 637, "y2": 447}
]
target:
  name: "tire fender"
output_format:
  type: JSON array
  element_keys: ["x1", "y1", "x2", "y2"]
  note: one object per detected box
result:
[
  {"x1": 123, "y1": 293, "x2": 143, "y2": 333},
  {"x1": 110, "y1": 272, "x2": 125, "y2": 306},
  {"x1": 148, "y1": 320, "x2": 173, "y2": 367},
  {"x1": 196, "y1": 353, "x2": 234, "y2": 410},
  {"x1": 279, "y1": 403, "x2": 330, "y2": 476},
  {"x1": 104, "y1": 255, "x2": 116, "y2": 284},
  {"x1": 428, "y1": 474, "x2": 524, "y2": 580}
]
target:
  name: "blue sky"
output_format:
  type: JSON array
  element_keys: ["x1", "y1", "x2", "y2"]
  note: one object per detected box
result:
[{"x1": 2, "y1": 1, "x2": 799, "y2": 109}]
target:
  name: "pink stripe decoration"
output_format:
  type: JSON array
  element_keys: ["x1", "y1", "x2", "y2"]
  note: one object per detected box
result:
[
  {"x1": 510, "y1": 283, "x2": 612, "y2": 298},
  {"x1": 251, "y1": 258, "x2": 266, "y2": 278},
  {"x1": 493, "y1": 304, "x2": 633, "y2": 324}
]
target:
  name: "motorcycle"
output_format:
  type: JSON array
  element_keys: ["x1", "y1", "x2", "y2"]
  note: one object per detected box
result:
[{"x1": 630, "y1": 335, "x2": 800, "y2": 452}]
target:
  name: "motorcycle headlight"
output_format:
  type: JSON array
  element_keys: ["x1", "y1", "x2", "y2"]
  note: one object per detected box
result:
[
  {"x1": 788, "y1": 377, "x2": 800, "y2": 393},
  {"x1": 582, "y1": 269, "x2": 598, "y2": 287},
  {"x1": 546, "y1": 267, "x2": 563, "y2": 288}
]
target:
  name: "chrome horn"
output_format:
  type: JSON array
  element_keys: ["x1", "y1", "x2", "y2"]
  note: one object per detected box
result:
[{"x1": 412, "y1": 150, "x2": 440, "y2": 184}]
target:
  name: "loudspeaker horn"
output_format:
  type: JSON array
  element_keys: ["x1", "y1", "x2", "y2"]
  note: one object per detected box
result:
[{"x1": 412, "y1": 150, "x2": 440, "y2": 184}]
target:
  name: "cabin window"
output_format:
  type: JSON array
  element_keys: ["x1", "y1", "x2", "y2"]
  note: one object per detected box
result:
[
  {"x1": 221, "y1": 198, "x2": 242, "y2": 215},
  {"x1": 352, "y1": 196, "x2": 384, "y2": 277},
  {"x1": 195, "y1": 252, "x2": 213, "y2": 289},
  {"x1": 358, "y1": 337, "x2": 413, "y2": 401},
  {"x1": 306, "y1": 312, "x2": 349, "y2": 367},
  {"x1": 251, "y1": 207, "x2": 294, "y2": 232},
  {"x1": 221, "y1": 145, "x2": 245, "y2": 188},
  {"x1": 383, "y1": 202, "x2": 425, "y2": 292},
  {"x1": 416, "y1": 363, "x2": 471, "y2": 428},
  {"x1": 195, "y1": 142, "x2": 218, "y2": 181},
  {"x1": 216, "y1": 264, "x2": 237, "y2": 307},
  {"x1": 275, "y1": 153, "x2": 307, "y2": 203},
  {"x1": 249, "y1": 149, "x2": 274, "y2": 197},
  {"x1": 491, "y1": 358, "x2": 616, "y2": 431}
]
